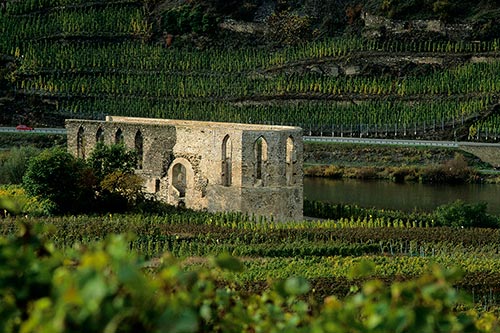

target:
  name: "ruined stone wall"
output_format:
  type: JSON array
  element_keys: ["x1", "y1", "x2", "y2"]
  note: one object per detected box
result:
[{"x1": 66, "y1": 117, "x2": 303, "y2": 221}]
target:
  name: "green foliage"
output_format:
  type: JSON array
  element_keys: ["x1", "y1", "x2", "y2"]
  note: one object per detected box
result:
[
  {"x1": 434, "y1": 200, "x2": 499, "y2": 228},
  {"x1": 313, "y1": 266, "x2": 480, "y2": 333},
  {"x1": 304, "y1": 199, "x2": 434, "y2": 224},
  {"x1": 420, "y1": 154, "x2": 476, "y2": 184},
  {"x1": 162, "y1": 4, "x2": 218, "y2": 35},
  {"x1": 0, "y1": 186, "x2": 54, "y2": 216},
  {"x1": 19, "y1": 143, "x2": 143, "y2": 215},
  {"x1": 22, "y1": 148, "x2": 93, "y2": 214},
  {"x1": 0, "y1": 223, "x2": 61, "y2": 333},
  {"x1": 0, "y1": 146, "x2": 40, "y2": 184},
  {"x1": 88, "y1": 142, "x2": 137, "y2": 183},
  {"x1": 100, "y1": 170, "x2": 144, "y2": 210},
  {"x1": 87, "y1": 143, "x2": 142, "y2": 212},
  {"x1": 0, "y1": 195, "x2": 22, "y2": 216},
  {"x1": 305, "y1": 198, "x2": 500, "y2": 229},
  {"x1": 0, "y1": 226, "x2": 498, "y2": 333}
]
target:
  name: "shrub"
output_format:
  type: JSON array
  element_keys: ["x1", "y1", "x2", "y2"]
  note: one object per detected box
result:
[
  {"x1": 420, "y1": 154, "x2": 474, "y2": 184},
  {"x1": 323, "y1": 165, "x2": 344, "y2": 178},
  {"x1": 389, "y1": 166, "x2": 418, "y2": 183},
  {"x1": 434, "y1": 200, "x2": 499, "y2": 228},
  {"x1": 22, "y1": 148, "x2": 94, "y2": 214},
  {"x1": 99, "y1": 170, "x2": 144, "y2": 211},
  {"x1": 354, "y1": 166, "x2": 378, "y2": 180}
]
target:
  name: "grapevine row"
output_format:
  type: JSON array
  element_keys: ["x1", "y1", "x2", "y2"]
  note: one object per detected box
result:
[
  {"x1": 8, "y1": 40, "x2": 500, "y2": 74},
  {"x1": 52, "y1": 97, "x2": 490, "y2": 130},
  {"x1": 2, "y1": 0, "x2": 139, "y2": 15},
  {"x1": 0, "y1": 6, "x2": 149, "y2": 45}
]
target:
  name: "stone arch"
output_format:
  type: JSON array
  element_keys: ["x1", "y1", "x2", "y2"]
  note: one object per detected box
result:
[
  {"x1": 286, "y1": 136, "x2": 296, "y2": 185},
  {"x1": 135, "y1": 130, "x2": 143, "y2": 169},
  {"x1": 77, "y1": 126, "x2": 85, "y2": 159},
  {"x1": 96, "y1": 127, "x2": 104, "y2": 144},
  {"x1": 221, "y1": 135, "x2": 232, "y2": 186},
  {"x1": 115, "y1": 128, "x2": 124, "y2": 144},
  {"x1": 254, "y1": 136, "x2": 268, "y2": 185},
  {"x1": 167, "y1": 157, "x2": 195, "y2": 207}
]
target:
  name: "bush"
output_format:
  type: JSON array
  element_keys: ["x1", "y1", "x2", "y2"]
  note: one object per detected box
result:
[
  {"x1": 389, "y1": 166, "x2": 419, "y2": 183},
  {"x1": 434, "y1": 200, "x2": 499, "y2": 228},
  {"x1": 22, "y1": 148, "x2": 94, "y2": 214},
  {"x1": 354, "y1": 166, "x2": 378, "y2": 180},
  {"x1": 420, "y1": 154, "x2": 474, "y2": 184},
  {"x1": 99, "y1": 170, "x2": 144, "y2": 211}
]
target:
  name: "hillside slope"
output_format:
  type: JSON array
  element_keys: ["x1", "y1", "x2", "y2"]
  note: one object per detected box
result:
[{"x1": 0, "y1": 0, "x2": 499, "y2": 141}]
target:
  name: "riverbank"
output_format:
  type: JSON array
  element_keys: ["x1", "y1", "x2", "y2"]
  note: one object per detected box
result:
[{"x1": 304, "y1": 142, "x2": 500, "y2": 184}]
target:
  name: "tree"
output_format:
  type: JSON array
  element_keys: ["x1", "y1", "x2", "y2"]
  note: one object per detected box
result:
[
  {"x1": 87, "y1": 142, "x2": 137, "y2": 183},
  {"x1": 22, "y1": 148, "x2": 94, "y2": 214},
  {"x1": 88, "y1": 143, "x2": 142, "y2": 212}
]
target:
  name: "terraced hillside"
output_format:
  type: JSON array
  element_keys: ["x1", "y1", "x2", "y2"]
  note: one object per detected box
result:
[{"x1": 0, "y1": 0, "x2": 499, "y2": 141}]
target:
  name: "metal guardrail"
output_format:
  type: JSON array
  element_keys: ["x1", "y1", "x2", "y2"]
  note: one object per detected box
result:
[
  {"x1": 1, "y1": 127, "x2": 498, "y2": 149},
  {"x1": 304, "y1": 136, "x2": 460, "y2": 148},
  {"x1": 0, "y1": 127, "x2": 67, "y2": 134},
  {"x1": 305, "y1": 136, "x2": 500, "y2": 148}
]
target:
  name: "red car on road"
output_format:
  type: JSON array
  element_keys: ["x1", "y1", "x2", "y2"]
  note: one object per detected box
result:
[{"x1": 16, "y1": 124, "x2": 34, "y2": 131}]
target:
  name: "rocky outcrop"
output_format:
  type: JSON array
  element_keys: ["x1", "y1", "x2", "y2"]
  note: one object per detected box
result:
[{"x1": 362, "y1": 12, "x2": 473, "y2": 40}]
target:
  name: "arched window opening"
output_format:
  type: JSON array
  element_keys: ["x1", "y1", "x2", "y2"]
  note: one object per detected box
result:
[
  {"x1": 286, "y1": 136, "x2": 296, "y2": 185},
  {"x1": 115, "y1": 128, "x2": 124, "y2": 144},
  {"x1": 135, "y1": 130, "x2": 143, "y2": 169},
  {"x1": 96, "y1": 127, "x2": 104, "y2": 144},
  {"x1": 77, "y1": 126, "x2": 85, "y2": 159},
  {"x1": 221, "y1": 135, "x2": 232, "y2": 186},
  {"x1": 172, "y1": 163, "x2": 187, "y2": 198},
  {"x1": 254, "y1": 136, "x2": 268, "y2": 183}
]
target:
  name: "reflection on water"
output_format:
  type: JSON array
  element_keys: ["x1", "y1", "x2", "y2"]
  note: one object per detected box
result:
[{"x1": 304, "y1": 177, "x2": 500, "y2": 215}]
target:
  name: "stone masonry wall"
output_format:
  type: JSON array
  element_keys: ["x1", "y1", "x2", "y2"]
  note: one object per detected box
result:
[{"x1": 66, "y1": 117, "x2": 303, "y2": 221}]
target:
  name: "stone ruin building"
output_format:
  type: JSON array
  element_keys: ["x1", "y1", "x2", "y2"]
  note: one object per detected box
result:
[{"x1": 66, "y1": 116, "x2": 303, "y2": 221}]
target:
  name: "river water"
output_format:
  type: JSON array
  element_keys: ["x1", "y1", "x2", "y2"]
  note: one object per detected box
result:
[{"x1": 304, "y1": 177, "x2": 500, "y2": 215}]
